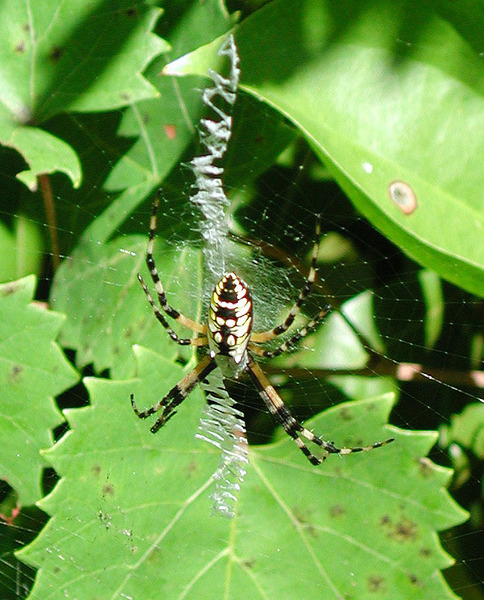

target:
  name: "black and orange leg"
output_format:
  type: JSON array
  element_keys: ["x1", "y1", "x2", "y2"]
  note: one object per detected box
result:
[
  {"x1": 131, "y1": 354, "x2": 217, "y2": 433},
  {"x1": 247, "y1": 358, "x2": 394, "y2": 465},
  {"x1": 250, "y1": 304, "x2": 331, "y2": 358},
  {"x1": 142, "y1": 192, "x2": 206, "y2": 335},
  {"x1": 251, "y1": 219, "x2": 321, "y2": 344}
]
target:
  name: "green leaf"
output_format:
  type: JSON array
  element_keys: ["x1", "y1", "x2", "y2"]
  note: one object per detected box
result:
[
  {"x1": 0, "y1": 276, "x2": 79, "y2": 505},
  {"x1": 168, "y1": 0, "x2": 484, "y2": 297},
  {"x1": 0, "y1": 0, "x2": 166, "y2": 189},
  {"x1": 417, "y1": 270, "x2": 445, "y2": 349},
  {"x1": 2, "y1": 126, "x2": 82, "y2": 191},
  {"x1": 19, "y1": 347, "x2": 467, "y2": 599},
  {"x1": 101, "y1": 59, "x2": 207, "y2": 197},
  {"x1": 0, "y1": 0, "x2": 165, "y2": 122},
  {"x1": 439, "y1": 403, "x2": 484, "y2": 492},
  {"x1": 0, "y1": 214, "x2": 44, "y2": 283},
  {"x1": 445, "y1": 403, "x2": 484, "y2": 459},
  {"x1": 94, "y1": 1, "x2": 233, "y2": 235},
  {"x1": 284, "y1": 309, "x2": 370, "y2": 369},
  {"x1": 51, "y1": 235, "x2": 204, "y2": 377}
]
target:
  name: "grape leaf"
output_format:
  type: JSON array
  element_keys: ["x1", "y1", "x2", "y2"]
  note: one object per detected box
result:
[
  {"x1": 18, "y1": 347, "x2": 467, "y2": 599},
  {"x1": 21, "y1": 1, "x2": 234, "y2": 269},
  {"x1": 2, "y1": 127, "x2": 82, "y2": 192},
  {"x1": 0, "y1": 0, "x2": 166, "y2": 189},
  {"x1": 51, "y1": 235, "x2": 204, "y2": 378},
  {"x1": 0, "y1": 276, "x2": 79, "y2": 505}
]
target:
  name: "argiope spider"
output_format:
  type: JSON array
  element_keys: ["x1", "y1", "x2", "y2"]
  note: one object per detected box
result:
[{"x1": 131, "y1": 196, "x2": 394, "y2": 465}]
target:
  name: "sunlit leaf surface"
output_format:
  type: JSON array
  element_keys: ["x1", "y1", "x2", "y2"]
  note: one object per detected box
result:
[
  {"x1": 19, "y1": 348, "x2": 466, "y2": 599},
  {"x1": 0, "y1": 276, "x2": 78, "y2": 504}
]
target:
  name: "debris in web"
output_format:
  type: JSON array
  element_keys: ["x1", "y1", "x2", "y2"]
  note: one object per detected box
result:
[{"x1": 190, "y1": 34, "x2": 247, "y2": 518}]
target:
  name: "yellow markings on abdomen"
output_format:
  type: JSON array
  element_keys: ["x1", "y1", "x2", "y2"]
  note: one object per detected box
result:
[{"x1": 207, "y1": 272, "x2": 253, "y2": 365}]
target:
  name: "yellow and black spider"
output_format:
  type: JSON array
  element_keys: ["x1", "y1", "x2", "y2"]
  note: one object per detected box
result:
[{"x1": 131, "y1": 196, "x2": 394, "y2": 464}]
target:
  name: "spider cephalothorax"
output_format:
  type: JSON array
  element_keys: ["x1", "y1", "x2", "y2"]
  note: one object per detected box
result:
[{"x1": 131, "y1": 195, "x2": 394, "y2": 463}]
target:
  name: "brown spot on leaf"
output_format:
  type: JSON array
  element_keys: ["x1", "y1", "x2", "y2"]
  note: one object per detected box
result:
[
  {"x1": 147, "y1": 547, "x2": 162, "y2": 564},
  {"x1": 390, "y1": 517, "x2": 418, "y2": 543},
  {"x1": 339, "y1": 407, "x2": 353, "y2": 421},
  {"x1": 1, "y1": 283, "x2": 17, "y2": 296},
  {"x1": 15, "y1": 41, "x2": 26, "y2": 53},
  {"x1": 293, "y1": 505, "x2": 309, "y2": 524},
  {"x1": 419, "y1": 547, "x2": 431, "y2": 558},
  {"x1": 49, "y1": 47, "x2": 63, "y2": 61},
  {"x1": 92, "y1": 465, "x2": 101, "y2": 476},
  {"x1": 330, "y1": 504, "x2": 345, "y2": 518},
  {"x1": 293, "y1": 506, "x2": 318, "y2": 537},
  {"x1": 367, "y1": 574, "x2": 385, "y2": 592},
  {"x1": 381, "y1": 513, "x2": 418, "y2": 543},
  {"x1": 305, "y1": 524, "x2": 319, "y2": 539},
  {"x1": 103, "y1": 483, "x2": 115, "y2": 496},
  {"x1": 241, "y1": 559, "x2": 255, "y2": 569},
  {"x1": 407, "y1": 572, "x2": 423, "y2": 587},
  {"x1": 9, "y1": 364, "x2": 23, "y2": 383},
  {"x1": 380, "y1": 514, "x2": 391, "y2": 526},
  {"x1": 418, "y1": 457, "x2": 433, "y2": 477},
  {"x1": 186, "y1": 460, "x2": 198, "y2": 476}
]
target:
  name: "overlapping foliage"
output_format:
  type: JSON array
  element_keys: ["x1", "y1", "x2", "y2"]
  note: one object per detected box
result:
[{"x1": 0, "y1": 1, "x2": 482, "y2": 599}]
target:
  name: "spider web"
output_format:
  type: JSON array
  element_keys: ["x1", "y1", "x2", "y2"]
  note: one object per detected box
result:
[{"x1": 0, "y1": 1, "x2": 483, "y2": 599}]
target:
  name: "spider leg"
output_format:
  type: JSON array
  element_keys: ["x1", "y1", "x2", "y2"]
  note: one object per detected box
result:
[
  {"x1": 247, "y1": 358, "x2": 393, "y2": 465},
  {"x1": 143, "y1": 192, "x2": 206, "y2": 335},
  {"x1": 298, "y1": 427, "x2": 394, "y2": 461},
  {"x1": 131, "y1": 354, "x2": 217, "y2": 433},
  {"x1": 251, "y1": 219, "x2": 321, "y2": 344},
  {"x1": 247, "y1": 357, "x2": 328, "y2": 464},
  {"x1": 250, "y1": 304, "x2": 331, "y2": 358},
  {"x1": 137, "y1": 273, "x2": 208, "y2": 346}
]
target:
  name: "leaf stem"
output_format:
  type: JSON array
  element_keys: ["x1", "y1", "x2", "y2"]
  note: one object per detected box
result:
[{"x1": 38, "y1": 173, "x2": 60, "y2": 271}]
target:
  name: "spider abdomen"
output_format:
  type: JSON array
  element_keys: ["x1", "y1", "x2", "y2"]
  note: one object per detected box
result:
[{"x1": 208, "y1": 272, "x2": 253, "y2": 373}]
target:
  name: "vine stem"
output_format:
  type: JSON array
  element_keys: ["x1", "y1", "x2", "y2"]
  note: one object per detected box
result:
[{"x1": 38, "y1": 173, "x2": 60, "y2": 271}]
